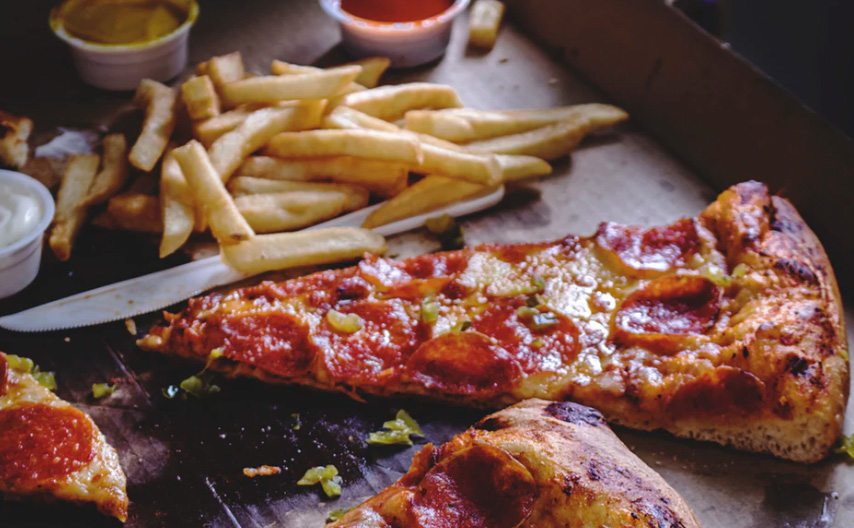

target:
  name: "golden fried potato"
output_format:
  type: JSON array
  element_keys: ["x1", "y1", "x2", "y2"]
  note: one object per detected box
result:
[
  {"x1": 265, "y1": 129, "x2": 422, "y2": 165},
  {"x1": 238, "y1": 156, "x2": 408, "y2": 199},
  {"x1": 0, "y1": 109, "x2": 32, "y2": 169},
  {"x1": 468, "y1": 0, "x2": 505, "y2": 50},
  {"x1": 84, "y1": 133, "x2": 129, "y2": 206},
  {"x1": 193, "y1": 104, "x2": 265, "y2": 147},
  {"x1": 405, "y1": 104, "x2": 628, "y2": 142},
  {"x1": 342, "y1": 56, "x2": 391, "y2": 88},
  {"x1": 496, "y1": 154, "x2": 552, "y2": 182},
  {"x1": 49, "y1": 153, "x2": 100, "y2": 261},
  {"x1": 362, "y1": 174, "x2": 489, "y2": 229},
  {"x1": 207, "y1": 52, "x2": 245, "y2": 94},
  {"x1": 221, "y1": 227, "x2": 386, "y2": 274},
  {"x1": 333, "y1": 83, "x2": 463, "y2": 122},
  {"x1": 172, "y1": 140, "x2": 254, "y2": 244},
  {"x1": 208, "y1": 101, "x2": 327, "y2": 182},
  {"x1": 129, "y1": 79, "x2": 177, "y2": 171},
  {"x1": 159, "y1": 150, "x2": 196, "y2": 257},
  {"x1": 181, "y1": 75, "x2": 221, "y2": 120},
  {"x1": 222, "y1": 66, "x2": 361, "y2": 106},
  {"x1": 96, "y1": 193, "x2": 163, "y2": 232},
  {"x1": 227, "y1": 176, "x2": 369, "y2": 211},
  {"x1": 235, "y1": 191, "x2": 349, "y2": 233}
]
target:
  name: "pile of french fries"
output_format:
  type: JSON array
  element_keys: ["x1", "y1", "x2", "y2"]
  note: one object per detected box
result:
[{"x1": 47, "y1": 51, "x2": 627, "y2": 274}]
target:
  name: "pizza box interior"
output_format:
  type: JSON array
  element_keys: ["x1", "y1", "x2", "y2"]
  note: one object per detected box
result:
[{"x1": 1, "y1": 0, "x2": 853, "y2": 526}]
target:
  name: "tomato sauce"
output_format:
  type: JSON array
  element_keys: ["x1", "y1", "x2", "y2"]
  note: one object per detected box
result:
[
  {"x1": 317, "y1": 298, "x2": 427, "y2": 385},
  {"x1": 340, "y1": 0, "x2": 454, "y2": 23},
  {"x1": 471, "y1": 296, "x2": 580, "y2": 375},
  {"x1": 0, "y1": 404, "x2": 95, "y2": 485}
]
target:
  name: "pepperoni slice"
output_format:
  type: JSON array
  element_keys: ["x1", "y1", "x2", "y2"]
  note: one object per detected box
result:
[
  {"x1": 402, "y1": 250, "x2": 470, "y2": 279},
  {"x1": 0, "y1": 403, "x2": 96, "y2": 486},
  {"x1": 614, "y1": 276, "x2": 720, "y2": 349},
  {"x1": 667, "y1": 366, "x2": 765, "y2": 419},
  {"x1": 410, "y1": 444, "x2": 536, "y2": 528},
  {"x1": 217, "y1": 313, "x2": 317, "y2": 378},
  {"x1": 471, "y1": 297, "x2": 580, "y2": 375},
  {"x1": 405, "y1": 332, "x2": 522, "y2": 398},
  {"x1": 595, "y1": 218, "x2": 701, "y2": 276},
  {"x1": 317, "y1": 299, "x2": 425, "y2": 386}
]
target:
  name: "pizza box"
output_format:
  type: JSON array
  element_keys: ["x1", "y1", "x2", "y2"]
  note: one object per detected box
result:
[{"x1": 0, "y1": 0, "x2": 852, "y2": 526}]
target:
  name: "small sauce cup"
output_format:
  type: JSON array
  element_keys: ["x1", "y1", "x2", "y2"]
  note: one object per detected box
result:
[
  {"x1": 0, "y1": 170, "x2": 55, "y2": 299},
  {"x1": 319, "y1": 0, "x2": 471, "y2": 68},
  {"x1": 49, "y1": 0, "x2": 199, "y2": 91}
]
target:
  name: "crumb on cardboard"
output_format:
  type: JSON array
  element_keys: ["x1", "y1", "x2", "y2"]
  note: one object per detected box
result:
[
  {"x1": 243, "y1": 465, "x2": 282, "y2": 478},
  {"x1": 125, "y1": 318, "x2": 137, "y2": 336}
]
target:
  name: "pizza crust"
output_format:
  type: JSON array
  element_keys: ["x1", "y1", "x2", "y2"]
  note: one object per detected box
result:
[
  {"x1": 328, "y1": 399, "x2": 701, "y2": 528},
  {"x1": 662, "y1": 182, "x2": 849, "y2": 463}
]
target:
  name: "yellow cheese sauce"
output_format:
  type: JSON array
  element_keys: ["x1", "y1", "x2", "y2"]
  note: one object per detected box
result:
[{"x1": 53, "y1": 0, "x2": 188, "y2": 45}]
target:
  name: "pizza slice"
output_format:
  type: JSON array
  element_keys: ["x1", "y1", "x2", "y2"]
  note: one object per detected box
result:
[
  {"x1": 0, "y1": 352, "x2": 128, "y2": 521},
  {"x1": 326, "y1": 399, "x2": 700, "y2": 528},
  {"x1": 140, "y1": 181, "x2": 849, "y2": 463}
]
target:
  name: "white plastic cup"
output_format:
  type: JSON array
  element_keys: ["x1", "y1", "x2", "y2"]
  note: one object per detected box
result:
[
  {"x1": 0, "y1": 170, "x2": 56, "y2": 299},
  {"x1": 319, "y1": 0, "x2": 471, "y2": 68},
  {"x1": 49, "y1": 0, "x2": 199, "y2": 91}
]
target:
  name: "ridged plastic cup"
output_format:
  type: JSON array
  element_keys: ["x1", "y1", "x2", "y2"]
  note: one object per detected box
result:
[
  {"x1": 49, "y1": 0, "x2": 199, "y2": 91},
  {"x1": 319, "y1": 0, "x2": 471, "y2": 68},
  {"x1": 0, "y1": 170, "x2": 55, "y2": 299}
]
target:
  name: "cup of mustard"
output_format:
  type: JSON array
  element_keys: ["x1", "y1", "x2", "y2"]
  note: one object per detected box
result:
[{"x1": 50, "y1": 0, "x2": 199, "y2": 91}]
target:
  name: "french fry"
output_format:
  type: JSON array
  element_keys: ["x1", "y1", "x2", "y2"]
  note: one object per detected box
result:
[
  {"x1": 49, "y1": 153, "x2": 100, "y2": 261},
  {"x1": 322, "y1": 106, "x2": 499, "y2": 185},
  {"x1": 238, "y1": 156, "x2": 408, "y2": 198},
  {"x1": 222, "y1": 66, "x2": 362, "y2": 105},
  {"x1": 465, "y1": 117, "x2": 603, "y2": 160},
  {"x1": 221, "y1": 227, "x2": 386, "y2": 275},
  {"x1": 129, "y1": 79, "x2": 177, "y2": 171},
  {"x1": 270, "y1": 60, "x2": 367, "y2": 106},
  {"x1": 209, "y1": 101, "x2": 327, "y2": 182},
  {"x1": 227, "y1": 176, "x2": 369, "y2": 211},
  {"x1": 159, "y1": 151, "x2": 196, "y2": 257},
  {"x1": 416, "y1": 143, "x2": 501, "y2": 185},
  {"x1": 195, "y1": 59, "x2": 210, "y2": 76},
  {"x1": 94, "y1": 193, "x2": 163, "y2": 233},
  {"x1": 193, "y1": 104, "x2": 264, "y2": 147},
  {"x1": 181, "y1": 75, "x2": 221, "y2": 120},
  {"x1": 324, "y1": 107, "x2": 501, "y2": 185},
  {"x1": 270, "y1": 60, "x2": 321, "y2": 75},
  {"x1": 334, "y1": 83, "x2": 463, "y2": 122},
  {"x1": 208, "y1": 52, "x2": 245, "y2": 94},
  {"x1": 265, "y1": 129, "x2": 422, "y2": 165},
  {"x1": 496, "y1": 154, "x2": 552, "y2": 182},
  {"x1": 172, "y1": 140, "x2": 254, "y2": 244},
  {"x1": 405, "y1": 104, "x2": 629, "y2": 142},
  {"x1": 362, "y1": 175, "x2": 489, "y2": 229},
  {"x1": 342, "y1": 57, "x2": 391, "y2": 88},
  {"x1": 468, "y1": 0, "x2": 505, "y2": 50},
  {"x1": 323, "y1": 105, "x2": 401, "y2": 133},
  {"x1": 235, "y1": 191, "x2": 349, "y2": 233},
  {"x1": 84, "y1": 133, "x2": 129, "y2": 206}
]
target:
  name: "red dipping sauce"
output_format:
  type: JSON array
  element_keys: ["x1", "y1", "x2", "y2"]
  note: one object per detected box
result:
[{"x1": 340, "y1": 0, "x2": 455, "y2": 23}]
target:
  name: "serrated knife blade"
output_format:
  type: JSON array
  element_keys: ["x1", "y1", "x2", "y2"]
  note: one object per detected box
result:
[{"x1": 0, "y1": 186, "x2": 505, "y2": 332}]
